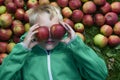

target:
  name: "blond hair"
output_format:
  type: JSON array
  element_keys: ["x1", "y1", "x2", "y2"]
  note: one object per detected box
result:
[{"x1": 27, "y1": 4, "x2": 63, "y2": 26}]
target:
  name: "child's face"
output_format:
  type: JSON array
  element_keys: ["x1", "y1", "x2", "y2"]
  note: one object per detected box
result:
[{"x1": 36, "y1": 12, "x2": 60, "y2": 50}]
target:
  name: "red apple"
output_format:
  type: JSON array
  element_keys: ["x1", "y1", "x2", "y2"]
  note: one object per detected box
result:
[
  {"x1": 69, "y1": 0, "x2": 81, "y2": 10},
  {"x1": 13, "y1": 36, "x2": 20, "y2": 43},
  {"x1": 74, "y1": 23, "x2": 84, "y2": 33},
  {"x1": 82, "y1": 14, "x2": 94, "y2": 27},
  {"x1": 100, "y1": 25, "x2": 113, "y2": 37},
  {"x1": 27, "y1": 0, "x2": 38, "y2": 9},
  {"x1": 93, "y1": 34, "x2": 108, "y2": 48},
  {"x1": 113, "y1": 21, "x2": 120, "y2": 35},
  {"x1": 0, "y1": 13, "x2": 13, "y2": 28},
  {"x1": 0, "y1": 29, "x2": 12, "y2": 41},
  {"x1": 63, "y1": 18, "x2": 74, "y2": 28},
  {"x1": 6, "y1": 2, "x2": 17, "y2": 13},
  {"x1": 108, "y1": 35, "x2": 120, "y2": 47},
  {"x1": 50, "y1": 24, "x2": 66, "y2": 39},
  {"x1": 111, "y1": 2, "x2": 120, "y2": 14},
  {"x1": 0, "y1": 42, "x2": 8, "y2": 53},
  {"x1": 24, "y1": 10, "x2": 29, "y2": 22},
  {"x1": 62, "y1": 7, "x2": 72, "y2": 18},
  {"x1": 0, "y1": 0, "x2": 4, "y2": 5},
  {"x1": 57, "y1": 0, "x2": 68, "y2": 8},
  {"x1": 105, "y1": 12, "x2": 118, "y2": 26},
  {"x1": 100, "y1": 2, "x2": 111, "y2": 14},
  {"x1": 82, "y1": 1, "x2": 96, "y2": 14},
  {"x1": 93, "y1": 0, "x2": 106, "y2": 6},
  {"x1": 71, "y1": 9, "x2": 84, "y2": 23},
  {"x1": 36, "y1": 26, "x2": 49, "y2": 41},
  {"x1": 75, "y1": 32, "x2": 85, "y2": 41},
  {"x1": 7, "y1": 42, "x2": 16, "y2": 53},
  {"x1": 13, "y1": 24, "x2": 25, "y2": 36},
  {"x1": 39, "y1": 0, "x2": 50, "y2": 5},
  {"x1": 12, "y1": 20, "x2": 23, "y2": 27},
  {"x1": 15, "y1": 8, "x2": 25, "y2": 21},
  {"x1": 14, "y1": 0, "x2": 24, "y2": 8},
  {"x1": 94, "y1": 13, "x2": 105, "y2": 26}
]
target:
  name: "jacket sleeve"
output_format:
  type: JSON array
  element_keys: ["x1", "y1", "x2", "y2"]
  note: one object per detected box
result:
[
  {"x1": 0, "y1": 43, "x2": 30, "y2": 80},
  {"x1": 68, "y1": 35, "x2": 108, "y2": 80}
]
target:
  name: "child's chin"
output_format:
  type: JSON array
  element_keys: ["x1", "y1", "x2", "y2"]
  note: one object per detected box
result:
[{"x1": 45, "y1": 45, "x2": 55, "y2": 50}]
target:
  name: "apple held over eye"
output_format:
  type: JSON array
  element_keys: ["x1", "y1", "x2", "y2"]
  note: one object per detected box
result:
[
  {"x1": 108, "y1": 35, "x2": 120, "y2": 47},
  {"x1": 100, "y1": 2, "x2": 111, "y2": 14},
  {"x1": 113, "y1": 21, "x2": 120, "y2": 35},
  {"x1": 74, "y1": 23, "x2": 84, "y2": 33},
  {"x1": 0, "y1": 42, "x2": 8, "y2": 53},
  {"x1": 0, "y1": 13, "x2": 13, "y2": 28},
  {"x1": 69, "y1": 0, "x2": 82, "y2": 10},
  {"x1": 36, "y1": 27, "x2": 49, "y2": 42},
  {"x1": 50, "y1": 24, "x2": 66, "y2": 39},
  {"x1": 57, "y1": 0, "x2": 68, "y2": 8},
  {"x1": 105, "y1": 12, "x2": 118, "y2": 26},
  {"x1": 100, "y1": 25, "x2": 113, "y2": 37},
  {"x1": 0, "y1": 28, "x2": 12, "y2": 41},
  {"x1": 93, "y1": 34, "x2": 108, "y2": 48}
]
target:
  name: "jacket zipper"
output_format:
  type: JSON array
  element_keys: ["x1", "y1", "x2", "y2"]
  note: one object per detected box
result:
[{"x1": 47, "y1": 51, "x2": 53, "y2": 80}]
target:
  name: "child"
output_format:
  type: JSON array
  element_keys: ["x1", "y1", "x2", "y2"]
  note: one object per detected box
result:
[{"x1": 0, "y1": 4, "x2": 108, "y2": 80}]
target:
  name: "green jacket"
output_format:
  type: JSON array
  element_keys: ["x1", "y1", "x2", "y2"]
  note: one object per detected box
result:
[{"x1": 0, "y1": 34, "x2": 108, "y2": 80}]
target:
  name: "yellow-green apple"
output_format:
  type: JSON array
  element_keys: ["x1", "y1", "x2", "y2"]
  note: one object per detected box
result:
[
  {"x1": 113, "y1": 21, "x2": 120, "y2": 35},
  {"x1": 36, "y1": 26, "x2": 49, "y2": 42},
  {"x1": 100, "y1": 24, "x2": 113, "y2": 37},
  {"x1": 50, "y1": 2, "x2": 59, "y2": 7},
  {"x1": 27, "y1": 0, "x2": 38, "y2": 9},
  {"x1": 12, "y1": 20, "x2": 23, "y2": 28},
  {"x1": 76, "y1": 32, "x2": 85, "y2": 41},
  {"x1": 100, "y1": 2, "x2": 111, "y2": 14},
  {"x1": 0, "y1": 29, "x2": 12, "y2": 41},
  {"x1": 105, "y1": 12, "x2": 118, "y2": 26},
  {"x1": 93, "y1": 34, "x2": 108, "y2": 48},
  {"x1": 50, "y1": 24, "x2": 66, "y2": 39},
  {"x1": 71, "y1": 9, "x2": 84, "y2": 23},
  {"x1": 24, "y1": 23, "x2": 30, "y2": 32},
  {"x1": 13, "y1": 24, "x2": 25, "y2": 37},
  {"x1": 63, "y1": 18, "x2": 74, "y2": 28},
  {"x1": 0, "y1": 5, "x2": 6, "y2": 14},
  {"x1": 69, "y1": 0, "x2": 81, "y2": 10},
  {"x1": 7, "y1": 42, "x2": 16, "y2": 53},
  {"x1": 82, "y1": 14, "x2": 94, "y2": 27},
  {"x1": 81, "y1": 0, "x2": 89, "y2": 2},
  {"x1": 15, "y1": 8, "x2": 25, "y2": 21},
  {"x1": 93, "y1": 0, "x2": 106, "y2": 6},
  {"x1": 82, "y1": 1, "x2": 96, "y2": 14},
  {"x1": 39, "y1": 0, "x2": 50, "y2": 5},
  {"x1": 74, "y1": 23, "x2": 84, "y2": 33},
  {"x1": 57, "y1": 0, "x2": 68, "y2": 8},
  {"x1": 0, "y1": 42, "x2": 8, "y2": 53},
  {"x1": 0, "y1": 0, "x2": 4, "y2": 5},
  {"x1": 111, "y1": 2, "x2": 120, "y2": 14},
  {"x1": 0, "y1": 13, "x2": 13, "y2": 28},
  {"x1": 108, "y1": 35, "x2": 120, "y2": 47},
  {"x1": 94, "y1": 13, "x2": 105, "y2": 26},
  {"x1": 6, "y1": 2, "x2": 17, "y2": 13},
  {"x1": 14, "y1": 0, "x2": 24, "y2": 8},
  {"x1": 62, "y1": 7, "x2": 72, "y2": 18}
]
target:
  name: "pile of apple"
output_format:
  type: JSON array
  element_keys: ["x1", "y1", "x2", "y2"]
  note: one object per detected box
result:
[
  {"x1": 56, "y1": 0, "x2": 120, "y2": 48},
  {"x1": 0, "y1": 0, "x2": 120, "y2": 64}
]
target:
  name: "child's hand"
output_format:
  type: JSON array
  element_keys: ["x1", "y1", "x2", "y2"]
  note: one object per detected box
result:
[
  {"x1": 59, "y1": 21, "x2": 76, "y2": 44},
  {"x1": 23, "y1": 24, "x2": 39, "y2": 49}
]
